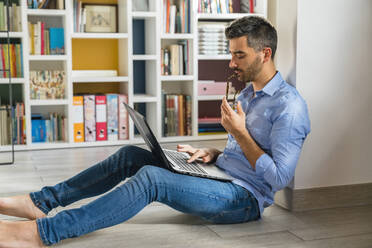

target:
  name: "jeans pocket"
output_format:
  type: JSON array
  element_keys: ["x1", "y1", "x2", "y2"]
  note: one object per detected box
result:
[{"x1": 207, "y1": 206, "x2": 255, "y2": 224}]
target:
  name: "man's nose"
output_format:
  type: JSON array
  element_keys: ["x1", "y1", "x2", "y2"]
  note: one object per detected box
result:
[{"x1": 229, "y1": 58, "x2": 237, "y2": 69}]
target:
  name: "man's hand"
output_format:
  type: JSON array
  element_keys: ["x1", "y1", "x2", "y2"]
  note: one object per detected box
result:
[
  {"x1": 177, "y1": 144, "x2": 221, "y2": 163},
  {"x1": 221, "y1": 96, "x2": 247, "y2": 137}
]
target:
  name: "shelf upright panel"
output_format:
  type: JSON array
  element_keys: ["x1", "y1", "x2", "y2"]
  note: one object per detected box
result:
[{"x1": 125, "y1": 0, "x2": 134, "y2": 141}]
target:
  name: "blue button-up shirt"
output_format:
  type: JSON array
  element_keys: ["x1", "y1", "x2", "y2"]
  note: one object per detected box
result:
[{"x1": 216, "y1": 71, "x2": 310, "y2": 215}]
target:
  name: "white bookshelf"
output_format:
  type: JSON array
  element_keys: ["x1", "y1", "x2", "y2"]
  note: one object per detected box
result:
[{"x1": 0, "y1": 0, "x2": 267, "y2": 151}]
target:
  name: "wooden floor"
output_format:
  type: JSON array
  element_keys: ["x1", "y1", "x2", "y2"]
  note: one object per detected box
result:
[{"x1": 1, "y1": 140, "x2": 372, "y2": 248}]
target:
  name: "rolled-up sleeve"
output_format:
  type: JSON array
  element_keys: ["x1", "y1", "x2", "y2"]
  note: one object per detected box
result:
[{"x1": 255, "y1": 112, "x2": 308, "y2": 191}]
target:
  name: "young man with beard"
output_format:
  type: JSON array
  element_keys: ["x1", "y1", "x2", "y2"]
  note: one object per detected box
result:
[{"x1": 0, "y1": 16, "x2": 310, "y2": 247}]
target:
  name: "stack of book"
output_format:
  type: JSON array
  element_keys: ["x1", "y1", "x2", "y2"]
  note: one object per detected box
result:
[
  {"x1": 0, "y1": 1, "x2": 21, "y2": 32},
  {"x1": 0, "y1": 42, "x2": 23, "y2": 78},
  {"x1": 163, "y1": 0, "x2": 190, "y2": 34},
  {"x1": 72, "y1": 94, "x2": 129, "y2": 143},
  {"x1": 30, "y1": 70, "x2": 66, "y2": 100},
  {"x1": 162, "y1": 92, "x2": 192, "y2": 137},
  {"x1": 31, "y1": 113, "x2": 67, "y2": 143},
  {"x1": 198, "y1": 117, "x2": 226, "y2": 135},
  {"x1": 198, "y1": 23, "x2": 228, "y2": 55},
  {"x1": 28, "y1": 22, "x2": 64, "y2": 55},
  {"x1": 0, "y1": 103, "x2": 26, "y2": 145},
  {"x1": 161, "y1": 40, "x2": 190, "y2": 75}
]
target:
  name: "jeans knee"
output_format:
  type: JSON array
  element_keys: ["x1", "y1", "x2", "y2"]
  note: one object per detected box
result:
[{"x1": 135, "y1": 165, "x2": 165, "y2": 186}]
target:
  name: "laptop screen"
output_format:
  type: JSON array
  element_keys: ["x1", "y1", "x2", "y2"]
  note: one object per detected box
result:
[{"x1": 123, "y1": 103, "x2": 170, "y2": 169}]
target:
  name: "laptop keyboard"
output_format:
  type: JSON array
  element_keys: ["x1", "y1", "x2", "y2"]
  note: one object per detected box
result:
[{"x1": 164, "y1": 150, "x2": 208, "y2": 174}]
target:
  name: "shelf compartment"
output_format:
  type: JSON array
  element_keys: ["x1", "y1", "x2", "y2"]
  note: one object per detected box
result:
[{"x1": 71, "y1": 33, "x2": 129, "y2": 39}]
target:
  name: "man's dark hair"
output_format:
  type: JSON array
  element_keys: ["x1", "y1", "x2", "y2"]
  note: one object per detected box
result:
[{"x1": 225, "y1": 16, "x2": 277, "y2": 59}]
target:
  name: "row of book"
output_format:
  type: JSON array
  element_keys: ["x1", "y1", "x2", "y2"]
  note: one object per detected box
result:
[
  {"x1": 30, "y1": 70, "x2": 66, "y2": 100},
  {"x1": 0, "y1": 1, "x2": 21, "y2": 32},
  {"x1": 198, "y1": 23, "x2": 228, "y2": 55},
  {"x1": 28, "y1": 22, "x2": 65, "y2": 55},
  {"x1": 0, "y1": 103, "x2": 26, "y2": 145},
  {"x1": 73, "y1": 94, "x2": 129, "y2": 143},
  {"x1": 73, "y1": 0, "x2": 86, "y2": 33},
  {"x1": 31, "y1": 112, "x2": 67, "y2": 142},
  {"x1": 27, "y1": 0, "x2": 64, "y2": 9},
  {"x1": 0, "y1": 42, "x2": 23, "y2": 78},
  {"x1": 198, "y1": 117, "x2": 226, "y2": 134},
  {"x1": 162, "y1": 92, "x2": 192, "y2": 137},
  {"x1": 161, "y1": 40, "x2": 190, "y2": 75},
  {"x1": 163, "y1": 0, "x2": 191, "y2": 34},
  {"x1": 198, "y1": 0, "x2": 255, "y2": 14}
]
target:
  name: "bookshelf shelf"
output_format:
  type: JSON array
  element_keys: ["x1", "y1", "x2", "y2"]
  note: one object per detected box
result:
[
  {"x1": 161, "y1": 33, "x2": 194, "y2": 39},
  {"x1": 71, "y1": 33, "x2": 129, "y2": 39},
  {"x1": 0, "y1": 78, "x2": 25, "y2": 84},
  {"x1": 160, "y1": 75, "x2": 194, "y2": 81},
  {"x1": 133, "y1": 94, "x2": 157, "y2": 103},
  {"x1": 29, "y1": 100, "x2": 69, "y2": 106},
  {"x1": 72, "y1": 76, "x2": 129, "y2": 83},
  {"x1": 198, "y1": 55, "x2": 232, "y2": 60},
  {"x1": 132, "y1": 55, "x2": 157, "y2": 60},
  {"x1": 132, "y1": 12, "x2": 157, "y2": 19},
  {"x1": 26, "y1": 9, "x2": 66, "y2": 16},
  {"x1": 29, "y1": 55, "x2": 68, "y2": 61},
  {"x1": 198, "y1": 95, "x2": 234, "y2": 101},
  {"x1": 0, "y1": 32, "x2": 24, "y2": 38},
  {"x1": 197, "y1": 13, "x2": 265, "y2": 20}
]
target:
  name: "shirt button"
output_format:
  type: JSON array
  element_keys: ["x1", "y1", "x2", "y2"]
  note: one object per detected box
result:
[{"x1": 224, "y1": 154, "x2": 227, "y2": 159}]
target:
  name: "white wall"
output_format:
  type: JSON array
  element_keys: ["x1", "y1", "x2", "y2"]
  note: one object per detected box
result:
[{"x1": 294, "y1": 0, "x2": 372, "y2": 189}]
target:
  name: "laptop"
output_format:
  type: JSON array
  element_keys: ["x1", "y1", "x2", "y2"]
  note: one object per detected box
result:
[{"x1": 124, "y1": 103, "x2": 234, "y2": 182}]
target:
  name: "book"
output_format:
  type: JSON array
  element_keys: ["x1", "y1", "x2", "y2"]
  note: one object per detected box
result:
[
  {"x1": 95, "y1": 95, "x2": 107, "y2": 141},
  {"x1": 118, "y1": 94, "x2": 129, "y2": 140},
  {"x1": 49, "y1": 27, "x2": 64, "y2": 55},
  {"x1": 72, "y1": 96, "x2": 84, "y2": 142},
  {"x1": 84, "y1": 95, "x2": 96, "y2": 142},
  {"x1": 106, "y1": 94, "x2": 118, "y2": 141}
]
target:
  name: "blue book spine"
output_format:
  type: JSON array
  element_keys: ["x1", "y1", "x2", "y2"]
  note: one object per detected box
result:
[
  {"x1": 49, "y1": 27, "x2": 65, "y2": 55},
  {"x1": 106, "y1": 94, "x2": 118, "y2": 141}
]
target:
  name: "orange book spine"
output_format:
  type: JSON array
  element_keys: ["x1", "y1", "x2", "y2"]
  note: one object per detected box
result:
[{"x1": 73, "y1": 96, "x2": 84, "y2": 142}]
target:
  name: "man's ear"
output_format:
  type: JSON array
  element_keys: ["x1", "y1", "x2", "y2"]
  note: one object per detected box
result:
[{"x1": 262, "y1": 47, "x2": 272, "y2": 63}]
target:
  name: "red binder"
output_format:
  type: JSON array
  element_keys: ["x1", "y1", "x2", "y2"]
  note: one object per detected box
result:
[
  {"x1": 118, "y1": 94, "x2": 129, "y2": 140},
  {"x1": 95, "y1": 95, "x2": 107, "y2": 141}
]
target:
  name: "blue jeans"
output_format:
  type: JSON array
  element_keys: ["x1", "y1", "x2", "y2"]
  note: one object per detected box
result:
[{"x1": 30, "y1": 145, "x2": 260, "y2": 246}]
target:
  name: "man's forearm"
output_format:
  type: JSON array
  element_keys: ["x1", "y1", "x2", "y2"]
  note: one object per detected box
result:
[{"x1": 233, "y1": 130, "x2": 264, "y2": 170}]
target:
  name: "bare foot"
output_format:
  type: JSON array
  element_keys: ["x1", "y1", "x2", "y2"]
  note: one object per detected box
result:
[
  {"x1": 0, "y1": 220, "x2": 45, "y2": 248},
  {"x1": 0, "y1": 195, "x2": 46, "y2": 220}
]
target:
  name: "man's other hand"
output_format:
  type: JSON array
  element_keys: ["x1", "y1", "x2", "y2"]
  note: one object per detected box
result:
[
  {"x1": 221, "y1": 96, "x2": 246, "y2": 137},
  {"x1": 177, "y1": 144, "x2": 221, "y2": 163}
]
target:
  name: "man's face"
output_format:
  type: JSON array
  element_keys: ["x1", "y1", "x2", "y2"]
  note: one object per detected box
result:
[{"x1": 229, "y1": 36, "x2": 263, "y2": 82}]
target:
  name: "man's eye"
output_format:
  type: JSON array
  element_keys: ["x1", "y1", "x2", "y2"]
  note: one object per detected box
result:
[{"x1": 237, "y1": 56, "x2": 245, "y2": 59}]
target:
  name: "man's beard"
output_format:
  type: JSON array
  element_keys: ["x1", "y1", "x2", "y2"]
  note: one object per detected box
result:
[{"x1": 239, "y1": 56, "x2": 262, "y2": 83}]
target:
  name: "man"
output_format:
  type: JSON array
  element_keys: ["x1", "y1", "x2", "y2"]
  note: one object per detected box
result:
[{"x1": 0, "y1": 16, "x2": 310, "y2": 247}]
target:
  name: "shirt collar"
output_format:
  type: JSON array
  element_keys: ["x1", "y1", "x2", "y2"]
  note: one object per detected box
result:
[{"x1": 261, "y1": 71, "x2": 283, "y2": 96}]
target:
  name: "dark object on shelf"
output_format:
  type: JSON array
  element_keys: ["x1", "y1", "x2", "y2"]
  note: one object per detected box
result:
[{"x1": 0, "y1": 0, "x2": 14, "y2": 165}]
